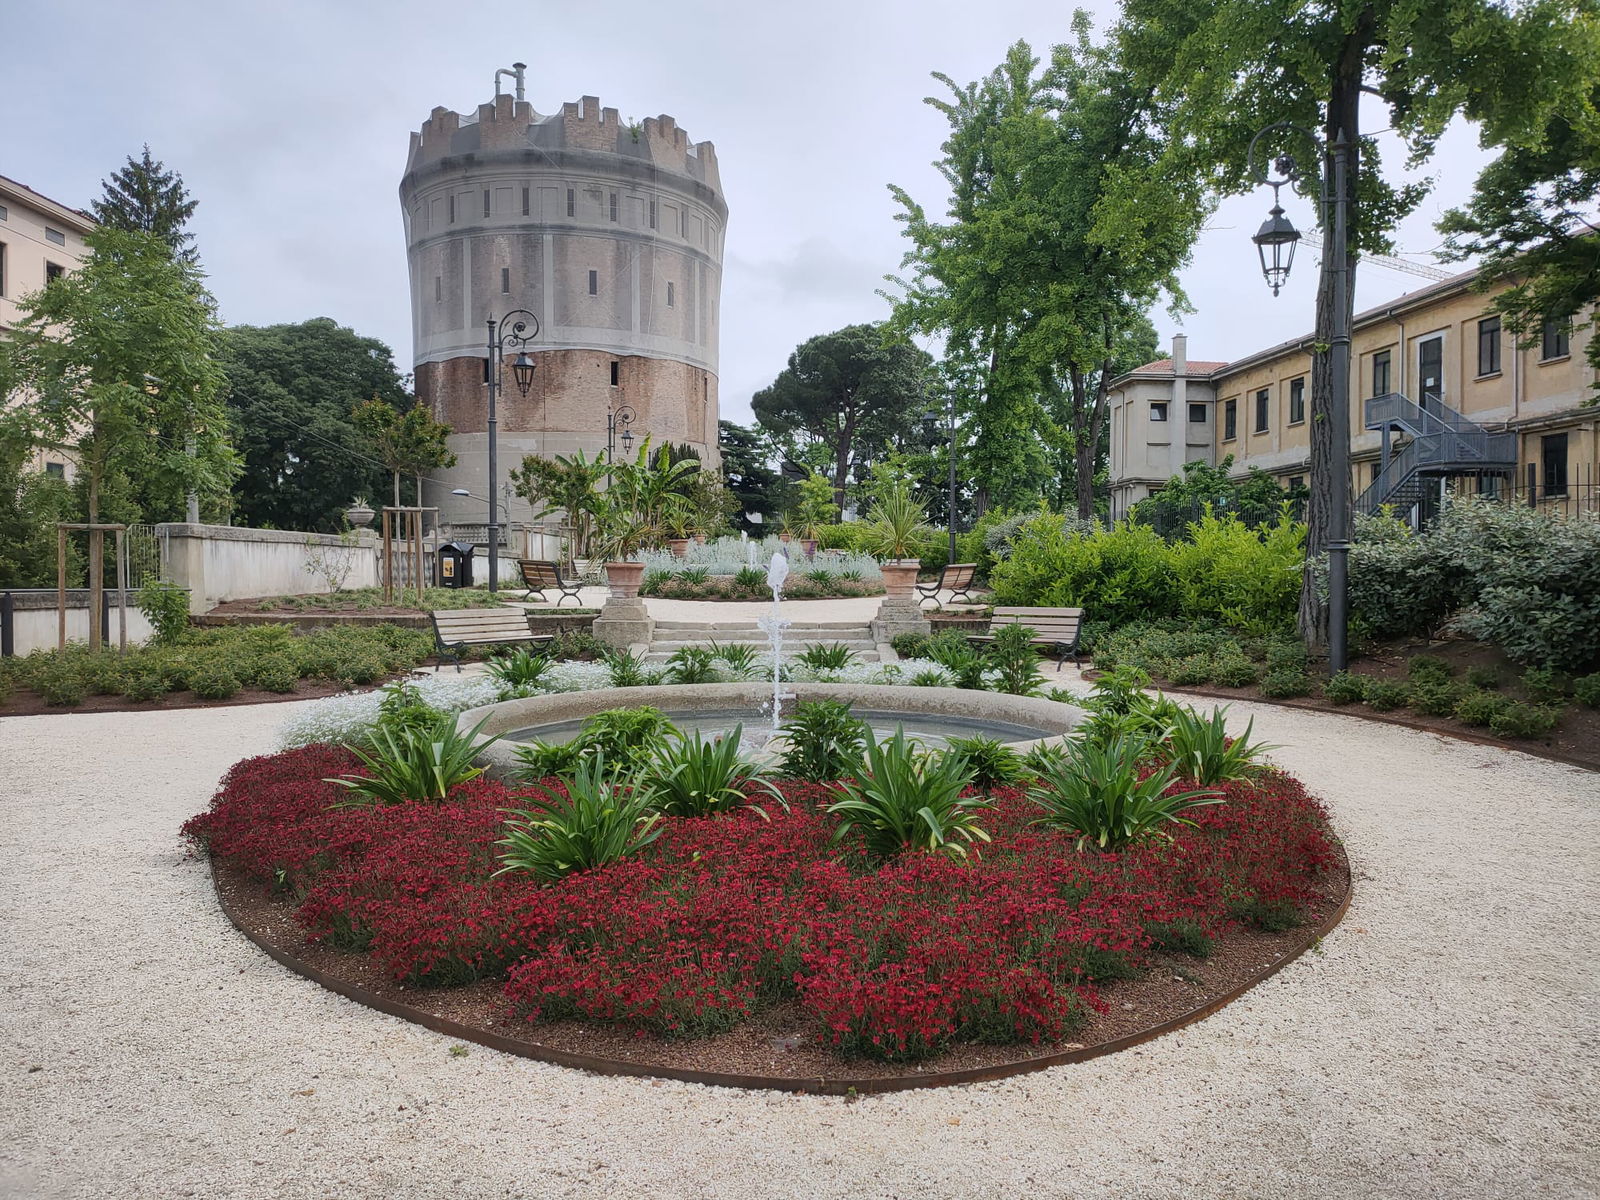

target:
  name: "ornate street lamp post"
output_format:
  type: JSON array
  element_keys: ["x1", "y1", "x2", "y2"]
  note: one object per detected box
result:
[
  {"x1": 606, "y1": 402, "x2": 636, "y2": 472},
  {"x1": 483, "y1": 309, "x2": 539, "y2": 593},
  {"x1": 1247, "y1": 121, "x2": 1352, "y2": 674}
]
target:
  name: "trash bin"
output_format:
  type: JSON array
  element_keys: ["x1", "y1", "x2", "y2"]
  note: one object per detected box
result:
[{"x1": 437, "y1": 541, "x2": 474, "y2": 589}]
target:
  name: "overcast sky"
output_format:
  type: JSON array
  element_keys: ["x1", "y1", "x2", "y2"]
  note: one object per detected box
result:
[{"x1": 4, "y1": 0, "x2": 1495, "y2": 424}]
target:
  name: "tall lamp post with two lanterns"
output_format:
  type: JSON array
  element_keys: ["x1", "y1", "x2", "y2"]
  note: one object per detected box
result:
[
  {"x1": 1248, "y1": 121, "x2": 1352, "y2": 674},
  {"x1": 481, "y1": 310, "x2": 540, "y2": 594}
]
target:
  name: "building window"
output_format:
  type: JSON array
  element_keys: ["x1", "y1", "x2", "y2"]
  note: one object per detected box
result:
[
  {"x1": 1477, "y1": 316, "x2": 1502, "y2": 376},
  {"x1": 434, "y1": 275, "x2": 441, "y2": 303},
  {"x1": 1372, "y1": 349, "x2": 1391, "y2": 397},
  {"x1": 1254, "y1": 388, "x2": 1270, "y2": 433},
  {"x1": 45, "y1": 227, "x2": 65, "y2": 246},
  {"x1": 0, "y1": 241, "x2": 6, "y2": 296},
  {"x1": 588, "y1": 270, "x2": 598, "y2": 296},
  {"x1": 45, "y1": 462, "x2": 65, "y2": 478},
  {"x1": 500, "y1": 267, "x2": 510, "y2": 294},
  {"x1": 1371, "y1": 462, "x2": 1381, "y2": 484},
  {"x1": 1150, "y1": 401, "x2": 1168, "y2": 422},
  {"x1": 45, "y1": 262, "x2": 63, "y2": 285},
  {"x1": 483, "y1": 189, "x2": 491, "y2": 218},
  {"x1": 649, "y1": 200, "x2": 658, "y2": 229},
  {"x1": 522, "y1": 187, "x2": 530, "y2": 216},
  {"x1": 610, "y1": 361, "x2": 619, "y2": 387},
  {"x1": 609, "y1": 192, "x2": 618, "y2": 222},
  {"x1": 1542, "y1": 433, "x2": 1569, "y2": 496},
  {"x1": 0, "y1": 204, "x2": 8, "y2": 220},
  {"x1": 1188, "y1": 402, "x2": 1207, "y2": 424},
  {"x1": 448, "y1": 195, "x2": 455, "y2": 223},
  {"x1": 667, "y1": 281, "x2": 675, "y2": 307},
  {"x1": 1288, "y1": 377, "x2": 1305, "y2": 424},
  {"x1": 566, "y1": 188, "x2": 575, "y2": 218},
  {"x1": 1223, "y1": 398, "x2": 1237, "y2": 441},
  {"x1": 1541, "y1": 318, "x2": 1570, "y2": 361},
  {"x1": 1288, "y1": 475, "x2": 1304, "y2": 492}
]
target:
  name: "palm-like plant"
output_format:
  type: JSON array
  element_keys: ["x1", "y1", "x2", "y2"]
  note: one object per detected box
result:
[
  {"x1": 941, "y1": 735, "x2": 1026, "y2": 791},
  {"x1": 710, "y1": 642, "x2": 761, "y2": 676},
  {"x1": 639, "y1": 726, "x2": 782, "y2": 819},
  {"x1": 796, "y1": 642, "x2": 858, "y2": 671},
  {"x1": 328, "y1": 714, "x2": 495, "y2": 806},
  {"x1": 1163, "y1": 706, "x2": 1278, "y2": 785},
  {"x1": 827, "y1": 729, "x2": 988, "y2": 861},
  {"x1": 861, "y1": 482, "x2": 932, "y2": 561},
  {"x1": 666, "y1": 645, "x2": 718, "y2": 683},
  {"x1": 1028, "y1": 736, "x2": 1223, "y2": 852},
  {"x1": 486, "y1": 647, "x2": 552, "y2": 690},
  {"x1": 494, "y1": 754, "x2": 662, "y2": 883},
  {"x1": 777, "y1": 698, "x2": 869, "y2": 782}
]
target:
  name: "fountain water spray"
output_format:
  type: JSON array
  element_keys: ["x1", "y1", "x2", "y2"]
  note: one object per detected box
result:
[{"x1": 755, "y1": 551, "x2": 793, "y2": 735}]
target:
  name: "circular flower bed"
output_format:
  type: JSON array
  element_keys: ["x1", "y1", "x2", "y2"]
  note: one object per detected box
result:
[{"x1": 186, "y1": 744, "x2": 1345, "y2": 1081}]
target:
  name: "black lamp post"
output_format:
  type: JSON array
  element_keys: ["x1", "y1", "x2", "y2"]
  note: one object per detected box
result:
[
  {"x1": 920, "y1": 396, "x2": 959, "y2": 562},
  {"x1": 483, "y1": 310, "x2": 539, "y2": 593},
  {"x1": 1247, "y1": 121, "x2": 1352, "y2": 674},
  {"x1": 606, "y1": 403, "x2": 636, "y2": 472}
]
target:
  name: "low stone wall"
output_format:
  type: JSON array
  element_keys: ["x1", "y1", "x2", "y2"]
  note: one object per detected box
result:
[
  {"x1": 463, "y1": 682, "x2": 1083, "y2": 778},
  {"x1": 159, "y1": 524, "x2": 382, "y2": 615},
  {"x1": 2, "y1": 589, "x2": 155, "y2": 656}
]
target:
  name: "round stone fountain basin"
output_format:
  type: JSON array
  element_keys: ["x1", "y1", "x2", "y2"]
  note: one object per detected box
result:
[{"x1": 461, "y1": 682, "x2": 1084, "y2": 779}]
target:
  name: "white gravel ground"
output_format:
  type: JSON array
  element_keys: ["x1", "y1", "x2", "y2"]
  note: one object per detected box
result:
[{"x1": 1, "y1": 693, "x2": 1596, "y2": 1200}]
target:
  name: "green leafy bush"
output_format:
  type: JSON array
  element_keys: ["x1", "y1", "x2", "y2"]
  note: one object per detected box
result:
[
  {"x1": 120, "y1": 670, "x2": 169, "y2": 703},
  {"x1": 1520, "y1": 667, "x2": 1569, "y2": 704},
  {"x1": 1363, "y1": 680, "x2": 1410, "y2": 711},
  {"x1": 495, "y1": 755, "x2": 662, "y2": 883},
  {"x1": 1407, "y1": 655, "x2": 1454, "y2": 684},
  {"x1": 1167, "y1": 511, "x2": 1305, "y2": 634},
  {"x1": 1574, "y1": 673, "x2": 1600, "y2": 709},
  {"x1": 1028, "y1": 737, "x2": 1223, "y2": 852},
  {"x1": 1164, "y1": 706, "x2": 1277, "y2": 785},
  {"x1": 666, "y1": 646, "x2": 717, "y2": 684},
  {"x1": 1409, "y1": 681, "x2": 1466, "y2": 717},
  {"x1": 1259, "y1": 669, "x2": 1312, "y2": 699},
  {"x1": 575, "y1": 707, "x2": 676, "y2": 770},
  {"x1": 890, "y1": 631, "x2": 930, "y2": 659},
  {"x1": 941, "y1": 735, "x2": 1026, "y2": 791},
  {"x1": 640, "y1": 726, "x2": 780, "y2": 819},
  {"x1": 1344, "y1": 512, "x2": 1463, "y2": 639},
  {"x1": 246, "y1": 652, "x2": 301, "y2": 694},
  {"x1": 1465, "y1": 665, "x2": 1502, "y2": 691},
  {"x1": 987, "y1": 622, "x2": 1045, "y2": 696},
  {"x1": 777, "y1": 699, "x2": 869, "y2": 782},
  {"x1": 827, "y1": 730, "x2": 987, "y2": 860},
  {"x1": 189, "y1": 663, "x2": 241, "y2": 701},
  {"x1": 328, "y1": 714, "x2": 493, "y2": 805},
  {"x1": 990, "y1": 516, "x2": 1176, "y2": 629},
  {"x1": 1322, "y1": 671, "x2": 1367, "y2": 705},
  {"x1": 135, "y1": 580, "x2": 190, "y2": 646},
  {"x1": 1453, "y1": 689, "x2": 1510, "y2": 727},
  {"x1": 487, "y1": 648, "x2": 552, "y2": 690},
  {"x1": 1488, "y1": 701, "x2": 1560, "y2": 740},
  {"x1": 1212, "y1": 655, "x2": 1261, "y2": 688},
  {"x1": 604, "y1": 648, "x2": 652, "y2": 688},
  {"x1": 710, "y1": 642, "x2": 761, "y2": 675},
  {"x1": 32, "y1": 657, "x2": 86, "y2": 707},
  {"x1": 1163, "y1": 654, "x2": 1211, "y2": 686},
  {"x1": 796, "y1": 643, "x2": 858, "y2": 671},
  {"x1": 733, "y1": 565, "x2": 767, "y2": 590}
]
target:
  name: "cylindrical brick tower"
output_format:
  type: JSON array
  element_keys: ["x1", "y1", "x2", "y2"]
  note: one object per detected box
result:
[{"x1": 399, "y1": 71, "x2": 726, "y2": 527}]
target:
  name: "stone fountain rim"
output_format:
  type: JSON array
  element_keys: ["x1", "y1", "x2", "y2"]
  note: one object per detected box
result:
[{"x1": 460, "y1": 682, "x2": 1084, "y2": 778}]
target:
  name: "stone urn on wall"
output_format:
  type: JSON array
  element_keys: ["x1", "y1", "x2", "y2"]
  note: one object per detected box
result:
[
  {"x1": 878, "y1": 560, "x2": 921, "y2": 600},
  {"x1": 344, "y1": 499, "x2": 375, "y2": 529}
]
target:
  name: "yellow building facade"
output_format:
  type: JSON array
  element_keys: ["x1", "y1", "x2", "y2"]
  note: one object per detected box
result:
[{"x1": 1107, "y1": 267, "x2": 1598, "y2": 520}]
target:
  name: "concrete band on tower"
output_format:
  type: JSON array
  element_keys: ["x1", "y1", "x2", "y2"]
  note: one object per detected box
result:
[{"x1": 399, "y1": 81, "x2": 726, "y2": 530}]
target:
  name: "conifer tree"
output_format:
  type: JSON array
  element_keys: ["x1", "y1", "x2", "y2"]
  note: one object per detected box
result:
[{"x1": 92, "y1": 145, "x2": 199, "y2": 262}]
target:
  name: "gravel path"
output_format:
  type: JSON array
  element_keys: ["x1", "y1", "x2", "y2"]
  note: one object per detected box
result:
[{"x1": 1, "y1": 696, "x2": 1595, "y2": 1200}]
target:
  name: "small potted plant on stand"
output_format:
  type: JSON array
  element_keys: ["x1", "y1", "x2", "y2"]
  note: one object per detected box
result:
[
  {"x1": 591, "y1": 508, "x2": 659, "y2": 649},
  {"x1": 863, "y1": 482, "x2": 933, "y2": 644},
  {"x1": 664, "y1": 508, "x2": 693, "y2": 558},
  {"x1": 792, "y1": 473, "x2": 837, "y2": 558}
]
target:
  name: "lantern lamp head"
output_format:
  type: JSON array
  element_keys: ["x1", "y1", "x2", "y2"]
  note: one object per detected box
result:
[
  {"x1": 510, "y1": 351, "x2": 537, "y2": 396},
  {"x1": 1252, "y1": 196, "x2": 1300, "y2": 297}
]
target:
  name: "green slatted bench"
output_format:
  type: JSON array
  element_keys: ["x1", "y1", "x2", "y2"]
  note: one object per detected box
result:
[{"x1": 430, "y1": 607, "x2": 551, "y2": 672}]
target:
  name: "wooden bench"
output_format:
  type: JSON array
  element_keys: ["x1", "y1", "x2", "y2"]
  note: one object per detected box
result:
[
  {"x1": 967, "y1": 606, "x2": 1084, "y2": 665},
  {"x1": 917, "y1": 562, "x2": 978, "y2": 610},
  {"x1": 516, "y1": 558, "x2": 586, "y2": 607},
  {"x1": 430, "y1": 608, "x2": 552, "y2": 672}
]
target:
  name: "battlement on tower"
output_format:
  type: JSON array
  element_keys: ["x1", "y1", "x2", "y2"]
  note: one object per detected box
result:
[{"x1": 406, "y1": 90, "x2": 720, "y2": 193}]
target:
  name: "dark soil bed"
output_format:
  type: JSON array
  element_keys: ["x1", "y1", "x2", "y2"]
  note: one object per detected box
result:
[
  {"x1": 213, "y1": 857, "x2": 1347, "y2": 1092},
  {"x1": 0, "y1": 674, "x2": 404, "y2": 718}
]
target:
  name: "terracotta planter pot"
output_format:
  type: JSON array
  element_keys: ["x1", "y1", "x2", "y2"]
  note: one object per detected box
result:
[
  {"x1": 779, "y1": 532, "x2": 792, "y2": 544},
  {"x1": 692, "y1": 534, "x2": 707, "y2": 545},
  {"x1": 604, "y1": 561, "x2": 647, "y2": 599},
  {"x1": 801, "y1": 538, "x2": 819, "y2": 557},
  {"x1": 879, "y1": 559, "x2": 921, "y2": 600},
  {"x1": 667, "y1": 538, "x2": 691, "y2": 558}
]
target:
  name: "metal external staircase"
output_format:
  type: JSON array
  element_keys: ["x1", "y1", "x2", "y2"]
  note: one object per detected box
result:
[{"x1": 1356, "y1": 392, "x2": 1517, "y2": 515}]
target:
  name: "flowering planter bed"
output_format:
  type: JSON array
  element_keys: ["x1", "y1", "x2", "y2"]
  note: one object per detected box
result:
[{"x1": 187, "y1": 745, "x2": 1348, "y2": 1090}]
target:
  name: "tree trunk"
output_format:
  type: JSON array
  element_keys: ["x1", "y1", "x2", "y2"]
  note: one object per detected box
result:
[
  {"x1": 87, "y1": 443, "x2": 102, "y2": 652},
  {"x1": 1075, "y1": 359, "x2": 1113, "y2": 520},
  {"x1": 1298, "y1": 28, "x2": 1368, "y2": 652},
  {"x1": 392, "y1": 471, "x2": 401, "y2": 511}
]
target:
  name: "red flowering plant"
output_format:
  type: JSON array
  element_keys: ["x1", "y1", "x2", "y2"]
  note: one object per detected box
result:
[{"x1": 184, "y1": 740, "x2": 1339, "y2": 1063}]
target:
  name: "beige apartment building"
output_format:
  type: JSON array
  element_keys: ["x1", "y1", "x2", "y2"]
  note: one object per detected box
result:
[
  {"x1": 0, "y1": 173, "x2": 95, "y2": 480},
  {"x1": 1107, "y1": 267, "x2": 1598, "y2": 521}
]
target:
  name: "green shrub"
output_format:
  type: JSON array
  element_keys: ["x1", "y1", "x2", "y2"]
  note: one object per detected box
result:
[
  {"x1": 990, "y1": 516, "x2": 1175, "y2": 630},
  {"x1": 1168, "y1": 654, "x2": 1215, "y2": 686},
  {"x1": 1259, "y1": 668, "x2": 1312, "y2": 699},
  {"x1": 135, "y1": 580, "x2": 191, "y2": 646},
  {"x1": 890, "y1": 631, "x2": 930, "y2": 659},
  {"x1": 639, "y1": 726, "x2": 780, "y2": 819},
  {"x1": 1212, "y1": 655, "x2": 1261, "y2": 688},
  {"x1": 827, "y1": 730, "x2": 988, "y2": 860},
  {"x1": 575, "y1": 707, "x2": 676, "y2": 771},
  {"x1": 986, "y1": 622, "x2": 1045, "y2": 697},
  {"x1": 486, "y1": 648, "x2": 552, "y2": 690},
  {"x1": 495, "y1": 755, "x2": 662, "y2": 883},
  {"x1": 1263, "y1": 638, "x2": 1309, "y2": 673},
  {"x1": 1164, "y1": 706, "x2": 1277, "y2": 785},
  {"x1": 327, "y1": 714, "x2": 493, "y2": 806},
  {"x1": 796, "y1": 643, "x2": 858, "y2": 671},
  {"x1": 1488, "y1": 701, "x2": 1561, "y2": 740},
  {"x1": 1465, "y1": 665, "x2": 1501, "y2": 690},
  {"x1": 34, "y1": 657, "x2": 86, "y2": 707},
  {"x1": 1322, "y1": 671, "x2": 1367, "y2": 705},
  {"x1": 246, "y1": 652, "x2": 301, "y2": 694},
  {"x1": 1345, "y1": 512, "x2": 1463, "y2": 639},
  {"x1": 82, "y1": 653, "x2": 129, "y2": 696},
  {"x1": 666, "y1": 645, "x2": 717, "y2": 684},
  {"x1": 1574, "y1": 673, "x2": 1600, "y2": 709},
  {"x1": 1406, "y1": 655, "x2": 1454, "y2": 684},
  {"x1": 1363, "y1": 680, "x2": 1410, "y2": 711},
  {"x1": 605, "y1": 648, "x2": 652, "y2": 688},
  {"x1": 1452, "y1": 689, "x2": 1510, "y2": 727},
  {"x1": 1520, "y1": 666, "x2": 1569, "y2": 704},
  {"x1": 710, "y1": 642, "x2": 761, "y2": 675},
  {"x1": 1409, "y1": 681, "x2": 1466, "y2": 717},
  {"x1": 733, "y1": 565, "x2": 767, "y2": 591},
  {"x1": 1027, "y1": 736, "x2": 1223, "y2": 852},
  {"x1": 941, "y1": 735, "x2": 1026, "y2": 791},
  {"x1": 189, "y1": 663, "x2": 241, "y2": 700},
  {"x1": 1167, "y1": 511, "x2": 1305, "y2": 634},
  {"x1": 777, "y1": 699, "x2": 869, "y2": 782},
  {"x1": 113, "y1": 669, "x2": 164, "y2": 703}
]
